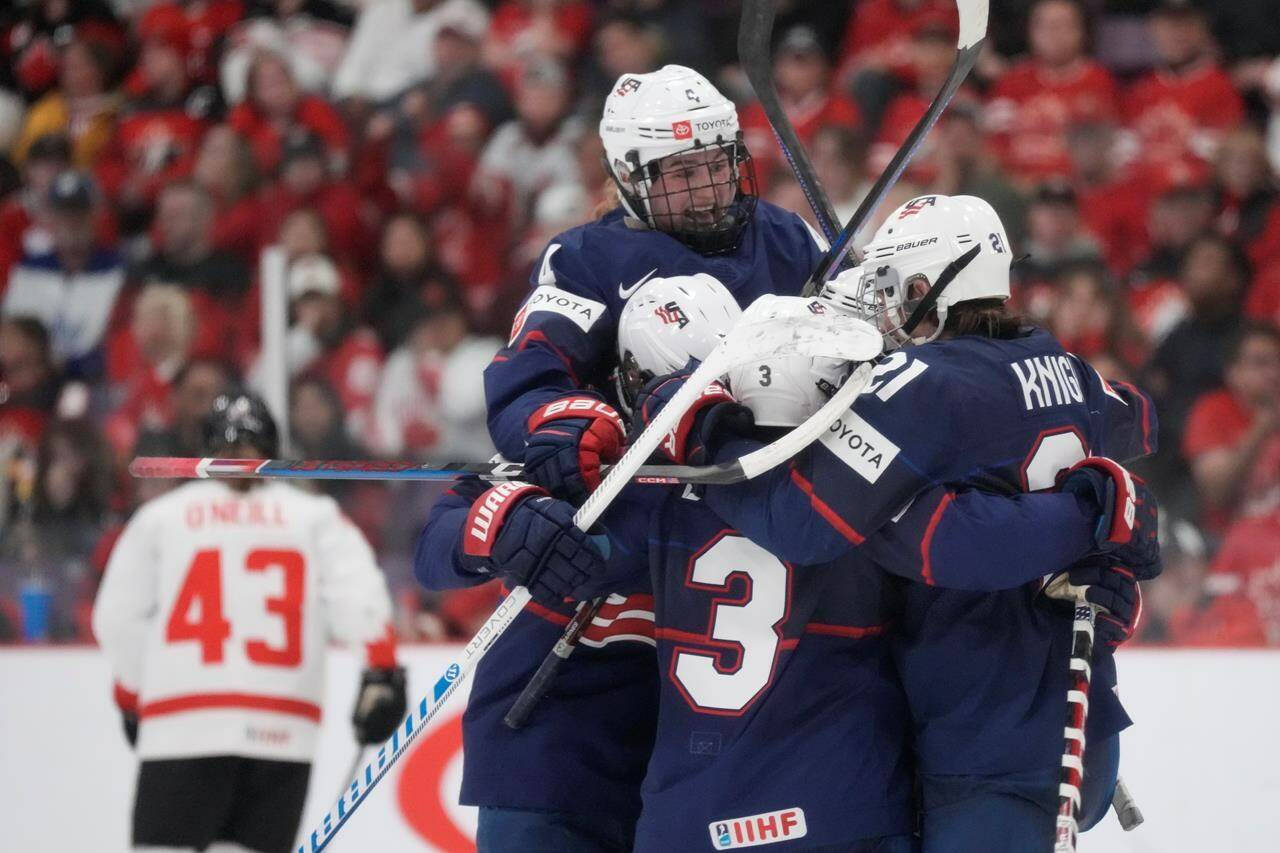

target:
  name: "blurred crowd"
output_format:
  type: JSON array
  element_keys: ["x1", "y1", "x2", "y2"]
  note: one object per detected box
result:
[{"x1": 0, "y1": 0, "x2": 1276, "y2": 647}]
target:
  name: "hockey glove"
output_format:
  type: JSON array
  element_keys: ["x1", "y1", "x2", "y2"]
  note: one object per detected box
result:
[
  {"x1": 1055, "y1": 457, "x2": 1162, "y2": 580},
  {"x1": 459, "y1": 481, "x2": 610, "y2": 605},
  {"x1": 114, "y1": 682, "x2": 139, "y2": 748},
  {"x1": 523, "y1": 395, "x2": 626, "y2": 503},
  {"x1": 1043, "y1": 557, "x2": 1143, "y2": 652},
  {"x1": 631, "y1": 362, "x2": 756, "y2": 465},
  {"x1": 352, "y1": 666, "x2": 408, "y2": 745}
]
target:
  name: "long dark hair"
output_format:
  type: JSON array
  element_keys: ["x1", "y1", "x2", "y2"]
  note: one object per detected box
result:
[{"x1": 943, "y1": 298, "x2": 1028, "y2": 339}]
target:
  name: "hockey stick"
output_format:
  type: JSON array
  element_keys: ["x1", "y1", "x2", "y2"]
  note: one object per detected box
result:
[
  {"x1": 1111, "y1": 778, "x2": 1144, "y2": 831},
  {"x1": 801, "y1": 0, "x2": 988, "y2": 297},
  {"x1": 131, "y1": 455, "x2": 746, "y2": 486},
  {"x1": 1054, "y1": 595, "x2": 1096, "y2": 853},
  {"x1": 291, "y1": 303, "x2": 879, "y2": 852},
  {"x1": 738, "y1": 0, "x2": 841, "y2": 243}
]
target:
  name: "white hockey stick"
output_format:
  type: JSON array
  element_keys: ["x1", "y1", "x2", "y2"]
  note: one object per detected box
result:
[{"x1": 293, "y1": 303, "x2": 880, "y2": 851}]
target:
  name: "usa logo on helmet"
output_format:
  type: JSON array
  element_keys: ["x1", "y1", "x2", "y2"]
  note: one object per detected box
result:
[
  {"x1": 655, "y1": 301, "x2": 690, "y2": 329},
  {"x1": 897, "y1": 196, "x2": 938, "y2": 219}
]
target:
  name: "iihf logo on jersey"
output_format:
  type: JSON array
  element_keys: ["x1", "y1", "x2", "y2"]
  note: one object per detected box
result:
[
  {"x1": 655, "y1": 300, "x2": 690, "y2": 328},
  {"x1": 708, "y1": 808, "x2": 807, "y2": 849},
  {"x1": 897, "y1": 196, "x2": 937, "y2": 219}
]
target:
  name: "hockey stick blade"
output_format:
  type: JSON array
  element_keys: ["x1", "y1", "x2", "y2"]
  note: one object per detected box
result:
[
  {"x1": 738, "y1": 0, "x2": 840, "y2": 243},
  {"x1": 802, "y1": 0, "x2": 988, "y2": 296}
]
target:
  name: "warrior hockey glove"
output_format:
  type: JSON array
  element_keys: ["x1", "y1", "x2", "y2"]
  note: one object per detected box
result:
[
  {"x1": 523, "y1": 395, "x2": 626, "y2": 503},
  {"x1": 1043, "y1": 556, "x2": 1143, "y2": 652},
  {"x1": 1055, "y1": 457, "x2": 1162, "y2": 580},
  {"x1": 352, "y1": 666, "x2": 408, "y2": 745},
  {"x1": 631, "y1": 361, "x2": 756, "y2": 465},
  {"x1": 459, "y1": 481, "x2": 611, "y2": 605}
]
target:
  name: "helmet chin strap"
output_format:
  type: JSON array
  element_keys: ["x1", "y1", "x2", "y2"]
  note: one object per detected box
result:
[{"x1": 900, "y1": 243, "x2": 982, "y2": 343}]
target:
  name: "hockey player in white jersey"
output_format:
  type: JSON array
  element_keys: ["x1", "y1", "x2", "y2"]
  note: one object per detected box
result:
[{"x1": 93, "y1": 392, "x2": 407, "y2": 853}]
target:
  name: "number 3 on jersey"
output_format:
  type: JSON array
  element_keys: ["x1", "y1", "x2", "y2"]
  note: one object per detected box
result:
[
  {"x1": 673, "y1": 535, "x2": 791, "y2": 715},
  {"x1": 166, "y1": 548, "x2": 305, "y2": 667}
]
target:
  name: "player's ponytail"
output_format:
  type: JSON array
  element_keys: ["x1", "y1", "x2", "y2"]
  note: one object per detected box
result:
[{"x1": 943, "y1": 298, "x2": 1027, "y2": 340}]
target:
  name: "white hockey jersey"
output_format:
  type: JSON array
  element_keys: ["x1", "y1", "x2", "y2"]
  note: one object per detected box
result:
[{"x1": 92, "y1": 480, "x2": 396, "y2": 762}]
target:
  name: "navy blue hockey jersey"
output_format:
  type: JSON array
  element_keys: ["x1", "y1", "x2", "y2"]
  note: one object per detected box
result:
[
  {"x1": 704, "y1": 328, "x2": 1157, "y2": 776},
  {"x1": 484, "y1": 202, "x2": 825, "y2": 457}
]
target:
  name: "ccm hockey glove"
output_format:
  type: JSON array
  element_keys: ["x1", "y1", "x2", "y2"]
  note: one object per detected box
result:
[
  {"x1": 523, "y1": 395, "x2": 626, "y2": 504},
  {"x1": 459, "y1": 481, "x2": 610, "y2": 605},
  {"x1": 631, "y1": 362, "x2": 755, "y2": 465}
]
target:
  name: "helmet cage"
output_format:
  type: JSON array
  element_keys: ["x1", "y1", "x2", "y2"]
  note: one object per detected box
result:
[
  {"x1": 610, "y1": 133, "x2": 758, "y2": 256},
  {"x1": 613, "y1": 348, "x2": 653, "y2": 417}
]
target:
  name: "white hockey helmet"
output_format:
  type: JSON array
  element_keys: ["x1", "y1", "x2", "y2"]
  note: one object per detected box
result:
[
  {"x1": 615, "y1": 273, "x2": 742, "y2": 413},
  {"x1": 600, "y1": 65, "x2": 757, "y2": 255},
  {"x1": 726, "y1": 350, "x2": 851, "y2": 428},
  {"x1": 824, "y1": 194, "x2": 1012, "y2": 346}
]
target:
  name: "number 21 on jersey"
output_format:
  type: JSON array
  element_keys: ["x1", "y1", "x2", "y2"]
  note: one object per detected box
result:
[{"x1": 166, "y1": 548, "x2": 305, "y2": 667}]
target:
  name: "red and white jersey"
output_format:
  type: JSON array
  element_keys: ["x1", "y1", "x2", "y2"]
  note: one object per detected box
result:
[{"x1": 92, "y1": 480, "x2": 396, "y2": 762}]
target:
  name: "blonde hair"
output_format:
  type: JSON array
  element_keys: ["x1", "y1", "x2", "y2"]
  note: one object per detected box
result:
[{"x1": 132, "y1": 283, "x2": 196, "y2": 354}]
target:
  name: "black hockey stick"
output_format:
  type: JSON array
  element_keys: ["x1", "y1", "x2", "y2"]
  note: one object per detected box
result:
[
  {"x1": 503, "y1": 0, "x2": 991, "y2": 732},
  {"x1": 739, "y1": 0, "x2": 841, "y2": 243},
  {"x1": 801, "y1": 0, "x2": 989, "y2": 297}
]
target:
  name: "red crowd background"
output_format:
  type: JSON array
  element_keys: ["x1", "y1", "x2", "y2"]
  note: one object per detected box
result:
[{"x1": 0, "y1": 0, "x2": 1276, "y2": 647}]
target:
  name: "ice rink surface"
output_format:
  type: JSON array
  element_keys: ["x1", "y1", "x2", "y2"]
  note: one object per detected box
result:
[{"x1": 4, "y1": 646, "x2": 1277, "y2": 852}]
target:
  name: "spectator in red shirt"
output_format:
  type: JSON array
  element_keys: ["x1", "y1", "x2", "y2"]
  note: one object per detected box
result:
[
  {"x1": 1182, "y1": 323, "x2": 1280, "y2": 532},
  {"x1": 0, "y1": 316, "x2": 63, "y2": 449},
  {"x1": 192, "y1": 124, "x2": 262, "y2": 264},
  {"x1": 1123, "y1": 1, "x2": 1245, "y2": 169},
  {"x1": 228, "y1": 50, "x2": 350, "y2": 176},
  {"x1": 256, "y1": 130, "x2": 374, "y2": 268},
  {"x1": 1066, "y1": 121, "x2": 1150, "y2": 276},
  {"x1": 96, "y1": 16, "x2": 216, "y2": 226},
  {"x1": 740, "y1": 25, "x2": 861, "y2": 191},
  {"x1": 986, "y1": 0, "x2": 1119, "y2": 183},
  {"x1": 1214, "y1": 127, "x2": 1280, "y2": 267},
  {"x1": 871, "y1": 21, "x2": 975, "y2": 184},
  {"x1": 484, "y1": 0, "x2": 593, "y2": 89},
  {"x1": 132, "y1": 355, "x2": 234, "y2": 460},
  {"x1": 835, "y1": 0, "x2": 955, "y2": 132},
  {"x1": 132, "y1": 0, "x2": 245, "y2": 90}
]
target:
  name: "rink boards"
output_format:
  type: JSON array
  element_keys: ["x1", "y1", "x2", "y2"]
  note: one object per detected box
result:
[{"x1": 3, "y1": 646, "x2": 1277, "y2": 853}]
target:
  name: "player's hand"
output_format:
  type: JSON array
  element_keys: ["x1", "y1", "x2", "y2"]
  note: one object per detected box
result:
[
  {"x1": 523, "y1": 395, "x2": 626, "y2": 503},
  {"x1": 113, "y1": 683, "x2": 139, "y2": 748},
  {"x1": 1055, "y1": 457, "x2": 1161, "y2": 579},
  {"x1": 631, "y1": 361, "x2": 755, "y2": 465},
  {"x1": 1043, "y1": 557, "x2": 1143, "y2": 653},
  {"x1": 352, "y1": 666, "x2": 408, "y2": 745},
  {"x1": 458, "y1": 482, "x2": 611, "y2": 605}
]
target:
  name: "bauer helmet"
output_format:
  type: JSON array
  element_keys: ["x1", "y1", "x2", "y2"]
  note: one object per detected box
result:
[
  {"x1": 600, "y1": 65, "x2": 758, "y2": 255},
  {"x1": 822, "y1": 194, "x2": 1011, "y2": 347},
  {"x1": 203, "y1": 391, "x2": 280, "y2": 457},
  {"x1": 615, "y1": 273, "x2": 742, "y2": 413}
]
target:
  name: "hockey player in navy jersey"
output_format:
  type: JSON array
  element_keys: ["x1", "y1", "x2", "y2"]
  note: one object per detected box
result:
[
  {"x1": 419, "y1": 272, "x2": 1152, "y2": 852},
  {"x1": 634, "y1": 194, "x2": 1160, "y2": 851},
  {"x1": 418, "y1": 64, "x2": 829, "y2": 852}
]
